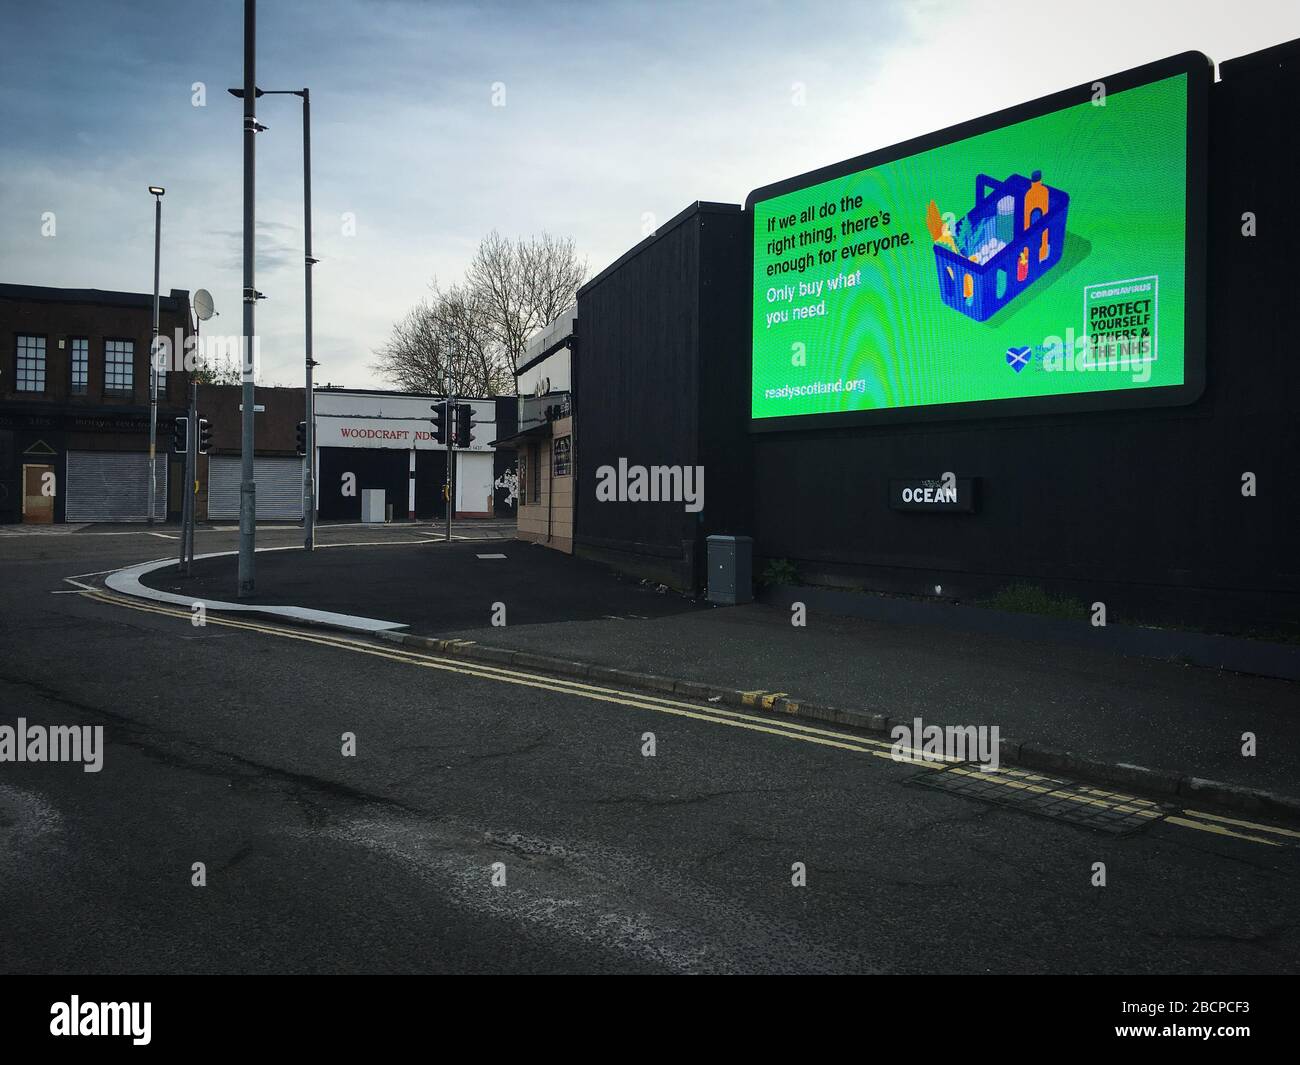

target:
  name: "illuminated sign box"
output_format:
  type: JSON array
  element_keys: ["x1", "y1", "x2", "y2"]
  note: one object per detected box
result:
[
  {"x1": 889, "y1": 477, "x2": 978, "y2": 513},
  {"x1": 748, "y1": 52, "x2": 1209, "y2": 431}
]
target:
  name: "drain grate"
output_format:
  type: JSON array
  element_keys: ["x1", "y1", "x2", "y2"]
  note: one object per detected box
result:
[{"x1": 905, "y1": 763, "x2": 1173, "y2": 835}]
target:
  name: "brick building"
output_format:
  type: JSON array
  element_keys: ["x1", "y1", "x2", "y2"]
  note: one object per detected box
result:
[{"x1": 0, "y1": 284, "x2": 192, "y2": 523}]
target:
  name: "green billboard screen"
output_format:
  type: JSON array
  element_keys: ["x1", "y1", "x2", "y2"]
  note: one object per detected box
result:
[{"x1": 748, "y1": 53, "x2": 1208, "y2": 429}]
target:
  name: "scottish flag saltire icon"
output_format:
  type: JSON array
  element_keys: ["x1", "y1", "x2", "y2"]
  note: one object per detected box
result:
[{"x1": 1006, "y1": 346, "x2": 1031, "y2": 373}]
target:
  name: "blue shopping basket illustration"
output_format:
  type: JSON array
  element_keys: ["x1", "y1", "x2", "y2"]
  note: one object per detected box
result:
[{"x1": 932, "y1": 171, "x2": 1070, "y2": 322}]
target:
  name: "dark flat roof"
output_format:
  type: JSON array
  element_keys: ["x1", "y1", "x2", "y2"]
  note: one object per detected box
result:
[
  {"x1": 0, "y1": 283, "x2": 190, "y2": 312},
  {"x1": 577, "y1": 201, "x2": 742, "y2": 297},
  {"x1": 490, "y1": 421, "x2": 552, "y2": 449},
  {"x1": 1220, "y1": 35, "x2": 1300, "y2": 80}
]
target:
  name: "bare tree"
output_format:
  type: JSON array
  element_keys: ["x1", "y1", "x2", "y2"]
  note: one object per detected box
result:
[
  {"x1": 372, "y1": 280, "x2": 512, "y2": 397},
  {"x1": 191, "y1": 355, "x2": 244, "y2": 386},
  {"x1": 375, "y1": 231, "x2": 586, "y2": 395},
  {"x1": 466, "y1": 231, "x2": 587, "y2": 374}
]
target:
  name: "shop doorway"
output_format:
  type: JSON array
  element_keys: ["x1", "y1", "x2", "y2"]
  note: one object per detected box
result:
[{"x1": 22, "y1": 463, "x2": 54, "y2": 524}]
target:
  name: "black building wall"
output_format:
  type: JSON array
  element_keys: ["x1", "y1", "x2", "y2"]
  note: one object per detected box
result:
[
  {"x1": 317, "y1": 447, "x2": 409, "y2": 522},
  {"x1": 750, "y1": 40, "x2": 1300, "y2": 632},
  {"x1": 492, "y1": 395, "x2": 518, "y2": 516},
  {"x1": 575, "y1": 202, "x2": 751, "y2": 588}
]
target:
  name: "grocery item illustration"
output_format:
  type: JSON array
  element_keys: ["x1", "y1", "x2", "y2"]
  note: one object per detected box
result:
[
  {"x1": 929, "y1": 171, "x2": 1070, "y2": 322},
  {"x1": 925, "y1": 200, "x2": 960, "y2": 255}
]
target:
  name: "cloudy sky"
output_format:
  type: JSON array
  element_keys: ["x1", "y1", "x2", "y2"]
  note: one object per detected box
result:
[{"x1": 2, "y1": 0, "x2": 1296, "y2": 389}]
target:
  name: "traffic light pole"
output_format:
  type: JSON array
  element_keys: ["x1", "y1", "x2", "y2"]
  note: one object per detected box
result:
[
  {"x1": 445, "y1": 391, "x2": 455, "y2": 544},
  {"x1": 180, "y1": 380, "x2": 197, "y2": 574},
  {"x1": 176, "y1": 415, "x2": 187, "y2": 572}
]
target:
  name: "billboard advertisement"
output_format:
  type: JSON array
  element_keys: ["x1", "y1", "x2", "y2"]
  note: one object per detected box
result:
[{"x1": 748, "y1": 52, "x2": 1208, "y2": 429}]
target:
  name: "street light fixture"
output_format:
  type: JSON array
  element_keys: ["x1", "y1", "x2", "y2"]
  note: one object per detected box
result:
[
  {"x1": 229, "y1": 84, "x2": 317, "y2": 550},
  {"x1": 147, "y1": 185, "x2": 165, "y2": 525}
]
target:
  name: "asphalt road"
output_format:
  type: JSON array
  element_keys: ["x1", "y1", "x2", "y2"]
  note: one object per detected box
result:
[
  {"x1": 134, "y1": 529, "x2": 1300, "y2": 796},
  {"x1": 1, "y1": 524, "x2": 1298, "y2": 974}
]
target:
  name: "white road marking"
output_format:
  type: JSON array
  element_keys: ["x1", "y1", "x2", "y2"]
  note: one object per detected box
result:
[{"x1": 104, "y1": 554, "x2": 409, "y2": 633}]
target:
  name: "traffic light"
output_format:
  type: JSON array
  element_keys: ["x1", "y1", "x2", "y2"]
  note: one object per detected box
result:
[
  {"x1": 430, "y1": 400, "x2": 447, "y2": 445},
  {"x1": 197, "y1": 418, "x2": 213, "y2": 455},
  {"x1": 171, "y1": 416, "x2": 189, "y2": 454},
  {"x1": 295, "y1": 420, "x2": 307, "y2": 456},
  {"x1": 454, "y1": 402, "x2": 476, "y2": 448}
]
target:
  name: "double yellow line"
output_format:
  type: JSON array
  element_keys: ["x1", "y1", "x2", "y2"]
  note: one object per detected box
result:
[
  {"x1": 82, "y1": 589, "x2": 899, "y2": 754},
  {"x1": 79, "y1": 588, "x2": 1299, "y2": 849}
]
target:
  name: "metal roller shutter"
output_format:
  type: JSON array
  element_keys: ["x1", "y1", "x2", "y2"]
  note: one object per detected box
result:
[
  {"x1": 65, "y1": 451, "x2": 166, "y2": 522},
  {"x1": 208, "y1": 455, "x2": 303, "y2": 520}
]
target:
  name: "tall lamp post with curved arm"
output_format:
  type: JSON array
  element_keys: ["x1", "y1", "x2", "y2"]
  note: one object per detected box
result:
[{"x1": 228, "y1": 84, "x2": 318, "y2": 551}]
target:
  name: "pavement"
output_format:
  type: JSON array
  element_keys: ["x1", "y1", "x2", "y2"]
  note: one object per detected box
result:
[
  {"x1": 138, "y1": 530, "x2": 702, "y2": 628},
  {"x1": 131, "y1": 532, "x2": 1300, "y2": 809}
]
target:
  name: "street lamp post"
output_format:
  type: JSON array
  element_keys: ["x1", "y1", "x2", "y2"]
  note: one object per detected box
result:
[
  {"x1": 237, "y1": 0, "x2": 258, "y2": 597},
  {"x1": 147, "y1": 185, "x2": 165, "y2": 525},
  {"x1": 301, "y1": 88, "x2": 317, "y2": 552},
  {"x1": 228, "y1": 84, "x2": 317, "y2": 550}
]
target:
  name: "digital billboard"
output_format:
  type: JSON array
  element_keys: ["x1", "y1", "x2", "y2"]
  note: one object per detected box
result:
[{"x1": 748, "y1": 52, "x2": 1208, "y2": 430}]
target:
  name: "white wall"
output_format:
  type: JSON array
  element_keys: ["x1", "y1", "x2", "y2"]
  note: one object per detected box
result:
[{"x1": 314, "y1": 390, "x2": 497, "y2": 452}]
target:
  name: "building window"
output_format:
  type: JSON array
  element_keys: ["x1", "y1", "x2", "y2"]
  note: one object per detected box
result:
[
  {"x1": 104, "y1": 339, "x2": 134, "y2": 393},
  {"x1": 15, "y1": 335, "x2": 46, "y2": 392},
  {"x1": 70, "y1": 337, "x2": 89, "y2": 394},
  {"x1": 553, "y1": 435, "x2": 572, "y2": 477},
  {"x1": 530, "y1": 443, "x2": 542, "y2": 501}
]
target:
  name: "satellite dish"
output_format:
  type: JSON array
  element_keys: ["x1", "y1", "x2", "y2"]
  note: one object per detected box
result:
[{"x1": 193, "y1": 289, "x2": 216, "y2": 321}]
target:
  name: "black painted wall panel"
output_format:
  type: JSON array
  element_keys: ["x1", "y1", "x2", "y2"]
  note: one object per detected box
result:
[{"x1": 576, "y1": 208, "x2": 704, "y2": 558}]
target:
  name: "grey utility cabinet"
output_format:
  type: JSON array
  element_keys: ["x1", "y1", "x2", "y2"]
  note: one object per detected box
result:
[{"x1": 706, "y1": 534, "x2": 753, "y2": 605}]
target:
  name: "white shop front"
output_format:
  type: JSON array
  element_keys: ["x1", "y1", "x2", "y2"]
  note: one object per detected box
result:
[{"x1": 312, "y1": 389, "x2": 504, "y2": 521}]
